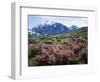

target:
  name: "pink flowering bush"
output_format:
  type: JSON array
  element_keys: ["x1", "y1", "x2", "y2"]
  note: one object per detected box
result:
[{"x1": 28, "y1": 36, "x2": 87, "y2": 66}]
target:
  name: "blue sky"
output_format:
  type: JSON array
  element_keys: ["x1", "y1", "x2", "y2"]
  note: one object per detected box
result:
[{"x1": 28, "y1": 15, "x2": 88, "y2": 29}]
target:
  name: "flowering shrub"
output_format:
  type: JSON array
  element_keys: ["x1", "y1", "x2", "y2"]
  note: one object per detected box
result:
[{"x1": 28, "y1": 36, "x2": 87, "y2": 66}]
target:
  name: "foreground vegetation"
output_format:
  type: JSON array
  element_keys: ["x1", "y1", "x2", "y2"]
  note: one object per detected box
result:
[{"x1": 28, "y1": 27, "x2": 88, "y2": 66}]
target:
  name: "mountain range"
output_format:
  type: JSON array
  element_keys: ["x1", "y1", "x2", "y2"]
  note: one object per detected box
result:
[{"x1": 29, "y1": 22, "x2": 79, "y2": 36}]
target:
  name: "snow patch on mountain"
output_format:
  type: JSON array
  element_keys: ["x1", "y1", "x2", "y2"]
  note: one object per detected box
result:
[{"x1": 29, "y1": 21, "x2": 79, "y2": 36}]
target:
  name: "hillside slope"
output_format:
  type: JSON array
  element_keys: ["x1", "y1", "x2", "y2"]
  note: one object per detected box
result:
[{"x1": 28, "y1": 27, "x2": 88, "y2": 66}]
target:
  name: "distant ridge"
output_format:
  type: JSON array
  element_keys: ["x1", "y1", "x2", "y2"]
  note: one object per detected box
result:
[{"x1": 29, "y1": 22, "x2": 79, "y2": 36}]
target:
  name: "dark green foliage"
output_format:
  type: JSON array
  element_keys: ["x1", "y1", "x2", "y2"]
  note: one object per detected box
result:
[
  {"x1": 28, "y1": 32, "x2": 32, "y2": 38},
  {"x1": 71, "y1": 27, "x2": 88, "y2": 38}
]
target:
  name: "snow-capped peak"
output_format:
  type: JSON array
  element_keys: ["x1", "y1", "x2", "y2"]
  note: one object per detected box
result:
[
  {"x1": 69, "y1": 25, "x2": 79, "y2": 30},
  {"x1": 43, "y1": 21, "x2": 55, "y2": 26}
]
